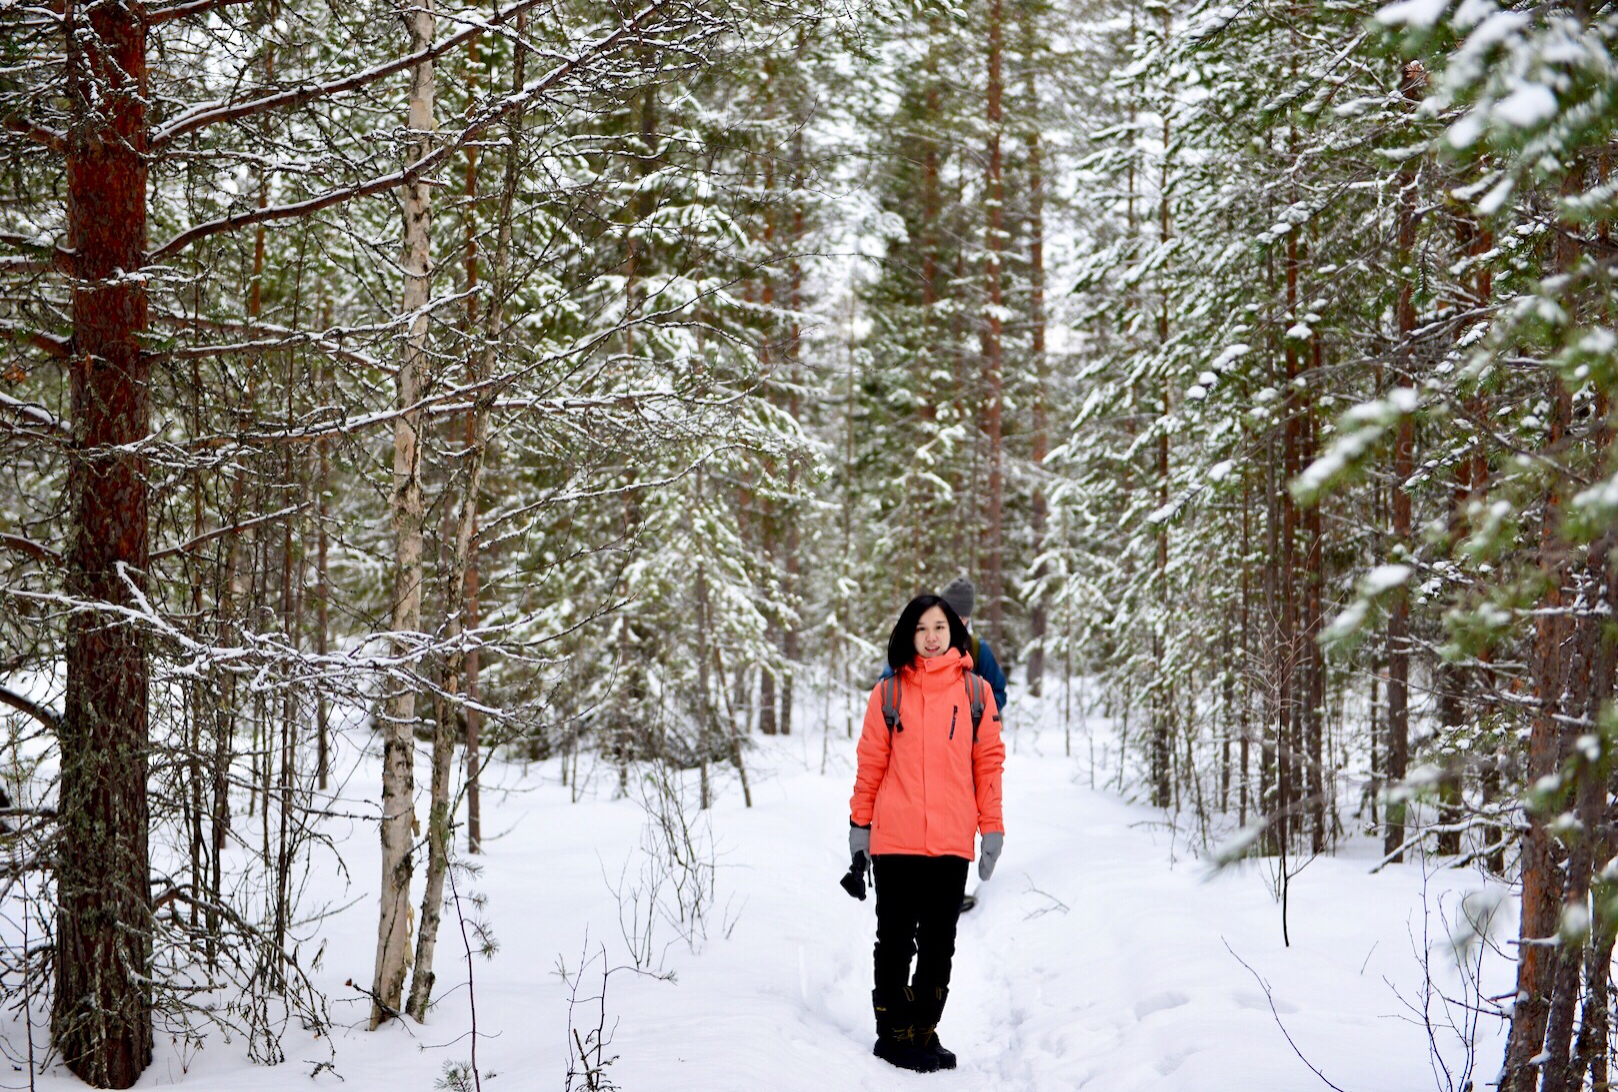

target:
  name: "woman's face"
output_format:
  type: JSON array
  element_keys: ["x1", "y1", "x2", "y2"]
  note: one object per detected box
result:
[{"x1": 915, "y1": 605, "x2": 951, "y2": 659}]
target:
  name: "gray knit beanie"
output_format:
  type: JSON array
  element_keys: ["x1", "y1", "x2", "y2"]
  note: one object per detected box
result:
[{"x1": 940, "y1": 576, "x2": 975, "y2": 620}]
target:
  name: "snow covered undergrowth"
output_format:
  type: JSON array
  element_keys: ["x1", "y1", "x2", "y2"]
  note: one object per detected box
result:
[{"x1": 7, "y1": 700, "x2": 1514, "y2": 1090}]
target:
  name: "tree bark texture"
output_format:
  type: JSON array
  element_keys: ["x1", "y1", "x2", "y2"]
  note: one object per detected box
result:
[
  {"x1": 1151, "y1": 92, "x2": 1172, "y2": 811},
  {"x1": 467, "y1": 7, "x2": 530, "y2": 850},
  {"x1": 1382, "y1": 60, "x2": 1423, "y2": 864},
  {"x1": 1501, "y1": 161, "x2": 1583, "y2": 1092},
  {"x1": 372, "y1": 0, "x2": 436, "y2": 1029},
  {"x1": 980, "y1": 0, "x2": 1005, "y2": 646},
  {"x1": 1303, "y1": 374, "x2": 1324, "y2": 855},
  {"x1": 1023, "y1": 0, "x2": 1048, "y2": 699},
  {"x1": 55, "y1": 0, "x2": 156, "y2": 1084}
]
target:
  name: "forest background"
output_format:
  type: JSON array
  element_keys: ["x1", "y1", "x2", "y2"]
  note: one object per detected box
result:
[{"x1": 1, "y1": 0, "x2": 1617, "y2": 1089}]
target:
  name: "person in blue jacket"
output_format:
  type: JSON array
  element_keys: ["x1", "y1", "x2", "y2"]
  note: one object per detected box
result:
[{"x1": 881, "y1": 577, "x2": 1007, "y2": 712}]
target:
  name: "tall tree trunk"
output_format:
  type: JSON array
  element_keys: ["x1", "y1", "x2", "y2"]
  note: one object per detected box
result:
[
  {"x1": 909, "y1": 30, "x2": 940, "y2": 579},
  {"x1": 1433, "y1": 208, "x2": 1487, "y2": 859},
  {"x1": 56, "y1": 0, "x2": 155, "y2": 1083},
  {"x1": 1542, "y1": 539, "x2": 1614, "y2": 1092},
  {"x1": 1151, "y1": 84, "x2": 1172, "y2": 811},
  {"x1": 1261, "y1": 425, "x2": 1281, "y2": 852},
  {"x1": 1577, "y1": 154, "x2": 1615, "y2": 1092},
  {"x1": 1278, "y1": 211, "x2": 1301, "y2": 852},
  {"x1": 1240, "y1": 474, "x2": 1252, "y2": 828},
  {"x1": 981, "y1": 0, "x2": 1006, "y2": 645},
  {"x1": 1434, "y1": 659, "x2": 1464, "y2": 856},
  {"x1": 1468, "y1": 215, "x2": 1503, "y2": 873},
  {"x1": 756, "y1": 99, "x2": 780, "y2": 739},
  {"x1": 272, "y1": 346, "x2": 302, "y2": 992},
  {"x1": 1022, "y1": 0, "x2": 1049, "y2": 699},
  {"x1": 1501, "y1": 163, "x2": 1581, "y2": 1092},
  {"x1": 780, "y1": 109, "x2": 805, "y2": 739},
  {"x1": 372, "y1": 0, "x2": 437, "y2": 1029},
  {"x1": 315, "y1": 348, "x2": 332, "y2": 791},
  {"x1": 1383, "y1": 60, "x2": 1423, "y2": 865},
  {"x1": 1303, "y1": 352, "x2": 1325, "y2": 855}
]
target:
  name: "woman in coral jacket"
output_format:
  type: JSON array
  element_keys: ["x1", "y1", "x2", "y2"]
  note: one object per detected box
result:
[{"x1": 848, "y1": 593, "x2": 1005, "y2": 1073}]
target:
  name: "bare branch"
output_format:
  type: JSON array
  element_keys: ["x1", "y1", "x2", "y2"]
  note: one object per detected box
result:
[
  {"x1": 0, "y1": 240, "x2": 73, "y2": 280},
  {"x1": 147, "y1": 0, "x2": 260, "y2": 25},
  {"x1": 153, "y1": 310, "x2": 396, "y2": 368},
  {"x1": 150, "y1": 0, "x2": 690, "y2": 261},
  {"x1": 150, "y1": 162, "x2": 439, "y2": 263},
  {"x1": 2, "y1": 115, "x2": 65, "y2": 155},
  {"x1": 1224, "y1": 939, "x2": 1353, "y2": 1092},
  {"x1": 150, "y1": 503, "x2": 310, "y2": 561},
  {"x1": 150, "y1": 0, "x2": 557, "y2": 150},
  {"x1": 0, "y1": 393, "x2": 67, "y2": 436},
  {"x1": 0, "y1": 533, "x2": 61, "y2": 565},
  {"x1": 0, "y1": 686, "x2": 60, "y2": 732},
  {"x1": 0, "y1": 320, "x2": 71, "y2": 358}
]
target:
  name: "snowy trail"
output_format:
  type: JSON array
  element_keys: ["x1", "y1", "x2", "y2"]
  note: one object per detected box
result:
[
  {"x1": 585, "y1": 726, "x2": 1510, "y2": 1092},
  {"x1": 9, "y1": 717, "x2": 1510, "y2": 1090}
]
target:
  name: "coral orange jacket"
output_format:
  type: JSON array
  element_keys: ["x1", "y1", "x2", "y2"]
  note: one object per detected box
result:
[{"x1": 849, "y1": 648, "x2": 1005, "y2": 859}]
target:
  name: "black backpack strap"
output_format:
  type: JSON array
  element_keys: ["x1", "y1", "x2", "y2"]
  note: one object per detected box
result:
[
  {"x1": 881, "y1": 675, "x2": 902, "y2": 734},
  {"x1": 965, "y1": 673, "x2": 984, "y2": 743}
]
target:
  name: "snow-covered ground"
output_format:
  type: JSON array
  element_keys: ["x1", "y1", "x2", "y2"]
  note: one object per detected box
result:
[{"x1": 5, "y1": 689, "x2": 1515, "y2": 1090}]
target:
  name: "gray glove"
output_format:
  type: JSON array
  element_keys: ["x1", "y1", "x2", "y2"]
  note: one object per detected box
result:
[
  {"x1": 978, "y1": 831, "x2": 1004, "y2": 881},
  {"x1": 850, "y1": 823, "x2": 871, "y2": 859}
]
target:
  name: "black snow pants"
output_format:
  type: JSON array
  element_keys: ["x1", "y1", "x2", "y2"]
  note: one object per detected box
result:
[{"x1": 872, "y1": 854, "x2": 970, "y2": 996}]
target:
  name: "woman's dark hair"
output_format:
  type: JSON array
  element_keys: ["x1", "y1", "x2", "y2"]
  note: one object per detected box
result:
[{"x1": 887, "y1": 594, "x2": 970, "y2": 671}]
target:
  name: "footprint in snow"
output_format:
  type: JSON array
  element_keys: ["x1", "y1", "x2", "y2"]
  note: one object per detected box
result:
[
  {"x1": 1233, "y1": 988, "x2": 1299, "y2": 1014},
  {"x1": 1132, "y1": 991, "x2": 1190, "y2": 1020},
  {"x1": 1155, "y1": 1045, "x2": 1194, "y2": 1076}
]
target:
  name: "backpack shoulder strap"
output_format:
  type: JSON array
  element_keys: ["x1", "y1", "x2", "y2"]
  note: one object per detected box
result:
[
  {"x1": 880, "y1": 675, "x2": 902, "y2": 734},
  {"x1": 964, "y1": 672, "x2": 985, "y2": 743}
]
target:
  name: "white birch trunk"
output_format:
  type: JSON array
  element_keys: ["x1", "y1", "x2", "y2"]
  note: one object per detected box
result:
[
  {"x1": 403, "y1": 9, "x2": 527, "y2": 1020},
  {"x1": 371, "y1": 0, "x2": 436, "y2": 1029}
]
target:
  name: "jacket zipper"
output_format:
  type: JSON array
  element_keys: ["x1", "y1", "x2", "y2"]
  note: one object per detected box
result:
[{"x1": 949, "y1": 706, "x2": 958, "y2": 740}]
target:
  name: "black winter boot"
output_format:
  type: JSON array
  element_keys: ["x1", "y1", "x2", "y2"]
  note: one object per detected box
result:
[
  {"x1": 914, "y1": 985, "x2": 956, "y2": 1070},
  {"x1": 872, "y1": 987, "x2": 940, "y2": 1073}
]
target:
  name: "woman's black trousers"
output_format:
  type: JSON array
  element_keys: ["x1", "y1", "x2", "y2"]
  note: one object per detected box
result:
[{"x1": 872, "y1": 854, "x2": 970, "y2": 995}]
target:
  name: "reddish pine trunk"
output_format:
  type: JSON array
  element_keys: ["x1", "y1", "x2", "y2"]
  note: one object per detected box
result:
[
  {"x1": 780, "y1": 120, "x2": 804, "y2": 739},
  {"x1": 1261, "y1": 427, "x2": 1281, "y2": 851},
  {"x1": 981, "y1": 0, "x2": 1005, "y2": 645},
  {"x1": 1278, "y1": 221, "x2": 1301, "y2": 850},
  {"x1": 1501, "y1": 163, "x2": 1583, "y2": 1092},
  {"x1": 1303, "y1": 357, "x2": 1324, "y2": 854},
  {"x1": 1023, "y1": 2, "x2": 1048, "y2": 699},
  {"x1": 56, "y1": 0, "x2": 155, "y2": 1085},
  {"x1": 1543, "y1": 542, "x2": 1613, "y2": 1092}
]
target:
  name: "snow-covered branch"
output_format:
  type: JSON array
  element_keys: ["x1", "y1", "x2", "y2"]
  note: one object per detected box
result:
[{"x1": 150, "y1": 0, "x2": 701, "y2": 261}]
